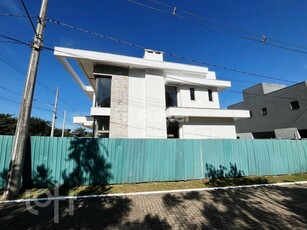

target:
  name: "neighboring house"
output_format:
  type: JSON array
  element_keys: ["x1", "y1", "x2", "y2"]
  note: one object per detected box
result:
[
  {"x1": 54, "y1": 47, "x2": 249, "y2": 139},
  {"x1": 228, "y1": 82, "x2": 307, "y2": 139}
]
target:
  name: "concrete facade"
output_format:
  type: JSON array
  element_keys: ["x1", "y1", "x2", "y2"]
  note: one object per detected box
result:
[
  {"x1": 55, "y1": 47, "x2": 249, "y2": 139},
  {"x1": 228, "y1": 82, "x2": 307, "y2": 139}
]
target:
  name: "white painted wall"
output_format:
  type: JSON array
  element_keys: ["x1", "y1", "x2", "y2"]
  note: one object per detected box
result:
[
  {"x1": 180, "y1": 118, "x2": 237, "y2": 139},
  {"x1": 181, "y1": 123, "x2": 236, "y2": 139},
  {"x1": 128, "y1": 69, "x2": 146, "y2": 138},
  {"x1": 145, "y1": 70, "x2": 167, "y2": 138},
  {"x1": 179, "y1": 86, "x2": 220, "y2": 109}
]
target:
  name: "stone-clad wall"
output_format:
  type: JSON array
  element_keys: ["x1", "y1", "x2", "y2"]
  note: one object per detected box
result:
[
  {"x1": 94, "y1": 65, "x2": 129, "y2": 138},
  {"x1": 109, "y1": 74, "x2": 129, "y2": 138}
]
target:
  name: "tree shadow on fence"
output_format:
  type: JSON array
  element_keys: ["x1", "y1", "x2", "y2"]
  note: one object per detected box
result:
[
  {"x1": 0, "y1": 138, "x2": 134, "y2": 228},
  {"x1": 32, "y1": 165, "x2": 56, "y2": 188},
  {"x1": 61, "y1": 138, "x2": 113, "y2": 195},
  {"x1": 0, "y1": 168, "x2": 8, "y2": 191}
]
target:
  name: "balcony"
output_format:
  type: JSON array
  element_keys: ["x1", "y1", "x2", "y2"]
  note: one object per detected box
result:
[
  {"x1": 90, "y1": 107, "x2": 111, "y2": 116},
  {"x1": 73, "y1": 116, "x2": 94, "y2": 129}
]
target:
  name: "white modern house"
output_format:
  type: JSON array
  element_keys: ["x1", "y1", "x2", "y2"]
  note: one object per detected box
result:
[{"x1": 54, "y1": 47, "x2": 249, "y2": 139}]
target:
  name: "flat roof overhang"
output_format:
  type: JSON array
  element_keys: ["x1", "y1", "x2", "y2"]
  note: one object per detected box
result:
[
  {"x1": 54, "y1": 47, "x2": 210, "y2": 75},
  {"x1": 54, "y1": 47, "x2": 232, "y2": 98},
  {"x1": 165, "y1": 75, "x2": 230, "y2": 91},
  {"x1": 166, "y1": 107, "x2": 250, "y2": 119}
]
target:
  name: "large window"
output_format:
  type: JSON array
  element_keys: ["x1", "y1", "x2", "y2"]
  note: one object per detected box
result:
[
  {"x1": 96, "y1": 76, "x2": 111, "y2": 107},
  {"x1": 165, "y1": 86, "x2": 177, "y2": 108}
]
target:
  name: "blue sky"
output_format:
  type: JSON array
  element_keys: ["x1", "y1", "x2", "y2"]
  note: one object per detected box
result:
[{"x1": 0, "y1": 0, "x2": 306, "y2": 130}]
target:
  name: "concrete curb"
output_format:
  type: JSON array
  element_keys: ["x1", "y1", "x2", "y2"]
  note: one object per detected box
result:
[{"x1": 1, "y1": 181, "x2": 307, "y2": 204}]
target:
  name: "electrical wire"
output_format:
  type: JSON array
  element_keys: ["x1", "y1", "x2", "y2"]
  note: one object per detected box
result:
[
  {"x1": 0, "y1": 95, "x2": 53, "y2": 112},
  {"x1": 0, "y1": 34, "x2": 31, "y2": 47},
  {"x1": 45, "y1": 19, "x2": 297, "y2": 84},
  {"x1": 0, "y1": 36, "x2": 78, "y2": 115},
  {"x1": 2, "y1": 30, "x2": 305, "y2": 135},
  {"x1": 0, "y1": 86, "x2": 53, "y2": 105},
  {"x1": 4, "y1": 32, "x2": 303, "y2": 110},
  {"x1": 128, "y1": 0, "x2": 307, "y2": 55},
  {"x1": 145, "y1": 0, "x2": 307, "y2": 51},
  {"x1": 20, "y1": 0, "x2": 37, "y2": 36},
  {"x1": 0, "y1": 13, "x2": 31, "y2": 18}
]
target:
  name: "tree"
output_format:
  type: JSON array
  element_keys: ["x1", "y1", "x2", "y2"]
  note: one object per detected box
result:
[
  {"x1": 0, "y1": 113, "x2": 54, "y2": 136},
  {"x1": 29, "y1": 117, "x2": 52, "y2": 136},
  {"x1": 71, "y1": 127, "x2": 91, "y2": 137},
  {"x1": 0, "y1": 114, "x2": 17, "y2": 135}
]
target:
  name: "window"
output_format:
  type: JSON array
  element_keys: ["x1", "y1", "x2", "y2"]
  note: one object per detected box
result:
[
  {"x1": 190, "y1": 88, "x2": 195, "y2": 101},
  {"x1": 261, "y1": 108, "x2": 267, "y2": 116},
  {"x1": 166, "y1": 119, "x2": 179, "y2": 138},
  {"x1": 96, "y1": 76, "x2": 111, "y2": 107},
  {"x1": 208, "y1": 89, "x2": 213, "y2": 102},
  {"x1": 96, "y1": 116, "x2": 110, "y2": 131},
  {"x1": 94, "y1": 116, "x2": 110, "y2": 138},
  {"x1": 290, "y1": 101, "x2": 300, "y2": 110},
  {"x1": 165, "y1": 86, "x2": 177, "y2": 108}
]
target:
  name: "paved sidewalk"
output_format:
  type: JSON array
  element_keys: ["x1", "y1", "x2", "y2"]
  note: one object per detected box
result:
[{"x1": 1, "y1": 184, "x2": 307, "y2": 229}]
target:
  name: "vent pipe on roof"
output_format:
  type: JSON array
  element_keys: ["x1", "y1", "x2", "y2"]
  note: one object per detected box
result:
[{"x1": 143, "y1": 49, "x2": 164, "y2": 61}]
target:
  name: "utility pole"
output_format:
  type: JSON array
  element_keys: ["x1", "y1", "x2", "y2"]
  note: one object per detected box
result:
[
  {"x1": 61, "y1": 110, "x2": 66, "y2": 137},
  {"x1": 3, "y1": 0, "x2": 48, "y2": 199},
  {"x1": 51, "y1": 87, "x2": 59, "y2": 137}
]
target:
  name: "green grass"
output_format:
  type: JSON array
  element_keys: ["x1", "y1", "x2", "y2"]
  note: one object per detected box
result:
[{"x1": 1, "y1": 173, "x2": 307, "y2": 200}]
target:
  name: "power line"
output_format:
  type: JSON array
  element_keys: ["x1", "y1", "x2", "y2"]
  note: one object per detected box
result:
[
  {"x1": 127, "y1": 0, "x2": 260, "y2": 43},
  {"x1": 0, "y1": 95, "x2": 53, "y2": 112},
  {"x1": 128, "y1": 0, "x2": 307, "y2": 55},
  {"x1": 0, "y1": 86, "x2": 53, "y2": 104},
  {"x1": 145, "y1": 0, "x2": 307, "y2": 51},
  {"x1": 0, "y1": 34, "x2": 31, "y2": 46},
  {"x1": 1, "y1": 31, "x2": 303, "y2": 117},
  {"x1": 2, "y1": 33, "x2": 302, "y2": 114},
  {"x1": 0, "y1": 43, "x2": 60, "y2": 93},
  {"x1": 0, "y1": 54, "x2": 25, "y2": 75},
  {"x1": 0, "y1": 40, "x2": 23, "y2": 44},
  {"x1": 46, "y1": 18, "x2": 145, "y2": 50},
  {"x1": 58, "y1": 97, "x2": 79, "y2": 114},
  {"x1": 20, "y1": 0, "x2": 37, "y2": 35},
  {"x1": 0, "y1": 36, "x2": 79, "y2": 115},
  {"x1": 45, "y1": 19, "x2": 297, "y2": 84},
  {"x1": 147, "y1": 0, "x2": 261, "y2": 37},
  {"x1": 0, "y1": 13, "x2": 31, "y2": 18}
]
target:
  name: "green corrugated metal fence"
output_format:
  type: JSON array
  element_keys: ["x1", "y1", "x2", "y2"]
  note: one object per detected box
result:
[{"x1": 1, "y1": 136, "x2": 307, "y2": 188}]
